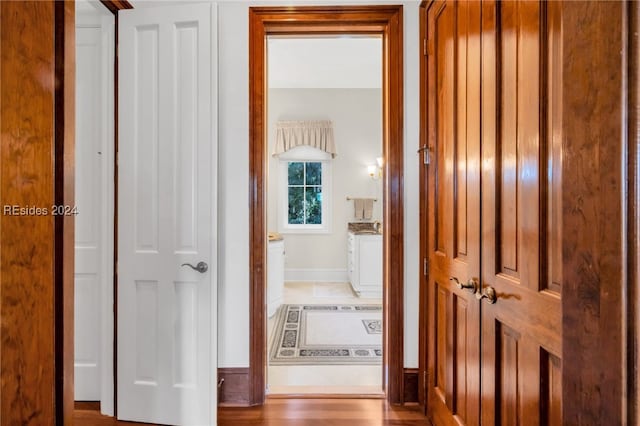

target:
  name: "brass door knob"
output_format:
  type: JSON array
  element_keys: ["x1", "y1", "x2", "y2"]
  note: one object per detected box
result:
[
  {"x1": 476, "y1": 286, "x2": 497, "y2": 304},
  {"x1": 450, "y1": 277, "x2": 478, "y2": 294}
]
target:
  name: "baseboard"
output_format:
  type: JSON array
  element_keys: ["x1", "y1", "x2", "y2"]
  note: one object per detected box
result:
[
  {"x1": 218, "y1": 367, "x2": 419, "y2": 405},
  {"x1": 218, "y1": 368, "x2": 250, "y2": 406},
  {"x1": 285, "y1": 268, "x2": 348, "y2": 282},
  {"x1": 74, "y1": 401, "x2": 100, "y2": 411},
  {"x1": 403, "y1": 368, "x2": 419, "y2": 403}
]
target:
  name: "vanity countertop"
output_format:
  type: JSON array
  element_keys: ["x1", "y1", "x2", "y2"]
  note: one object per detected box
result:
[
  {"x1": 348, "y1": 222, "x2": 381, "y2": 235},
  {"x1": 268, "y1": 232, "x2": 283, "y2": 242}
]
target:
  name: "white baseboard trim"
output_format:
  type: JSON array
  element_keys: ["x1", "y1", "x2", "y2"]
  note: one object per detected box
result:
[{"x1": 285, "y1": 268, "x2": 349, "y2": 283}]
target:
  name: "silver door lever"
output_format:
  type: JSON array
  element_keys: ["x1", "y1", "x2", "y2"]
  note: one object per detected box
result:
[{"x1": 181, "y1": 261, "x2": 208, "y2": 273}]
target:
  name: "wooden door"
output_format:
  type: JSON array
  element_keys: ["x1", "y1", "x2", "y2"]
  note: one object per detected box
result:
[
  {"x1": 118, "y1": 4, "x2": 216, "y2": 424},
  {"x1": 426, "y1": 1, "x2": 482, "y2": 424},
  {"x1": 479, "y1": 1, "x2": 562, "y2": 424}
]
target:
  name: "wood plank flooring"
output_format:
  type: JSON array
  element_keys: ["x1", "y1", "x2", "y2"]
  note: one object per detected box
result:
[{"x1": 74, "y1": 399, "x2": 429, "y2": 425}]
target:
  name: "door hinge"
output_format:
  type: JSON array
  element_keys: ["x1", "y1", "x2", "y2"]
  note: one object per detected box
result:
[
  {"x1": 423, "y1": 38, "x2": 427, "y2": 56},
  {"x1": 417, "y1": 145, "x2": 431, "y2": 165},
  {"x1": 423, "y1": 258, "x2": 429, "y2": 276}
]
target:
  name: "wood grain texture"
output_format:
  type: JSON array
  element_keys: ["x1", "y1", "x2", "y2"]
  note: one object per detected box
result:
[
  {"x1": 54, "y1": 1, "x2": 76, "y2": 425},
  {"x1": 480, "y1": 2, "x2": 562, "y2": 424},
  {"x1": 219, "y1": 399, "x2": 427, "y2": 426},
  {"x1": 403, "y1": 369, "x2": 419, "y2": 403},
  {"x1": 75, "y1": 399, "x2": 429, "y2": 426},
  {"x1": 218, "y1": 368, "x2": 250, "y2": 407},
  {"x1": 561, "y1": 1, "x2": 627, "y2": 424},
  {"x1": 75, "y1": 401, "x2": 100, "y2": 411},
  {"x1": 249, "y1": 5, "x2": 405, "y2": 406},
  {"x1": 628, "y1": 2, "x2": 639, "y2": 424},
  {"x1": 544, "y1": 0, "x2": 563, "y2": 295},
  {"x1": 1, "y1": 2, "x2": 57, "y2": 424},
  {"x1": 418, "y1": 1, "x2": 429, "y2": 412},
  {"x1": 425, "y1": 1, "x2": 482, "y2": 425},
  {"x1": 248, "y1": 8, "x2": 267, "y2": 406}
]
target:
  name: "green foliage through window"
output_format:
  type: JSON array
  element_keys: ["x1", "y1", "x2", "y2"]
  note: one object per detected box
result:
[{"x1": 287, "y1": 162, "x2": 322, "y2": 225}]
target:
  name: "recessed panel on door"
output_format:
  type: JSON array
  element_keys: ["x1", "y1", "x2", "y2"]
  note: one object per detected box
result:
[
  {"x1": 134, "y1": 25, "x2": 160, "y2": 253},
  {"x1": 480, "y1": 2, "x2": 563, "y2": 425},
  {"x1": 426, "y1": 1, "x2": 481, "y2": 425}
]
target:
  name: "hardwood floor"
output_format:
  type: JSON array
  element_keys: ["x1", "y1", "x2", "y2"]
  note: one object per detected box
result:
[{"x1": 75, "y1": 399, "x2": 429, "y2": 425}]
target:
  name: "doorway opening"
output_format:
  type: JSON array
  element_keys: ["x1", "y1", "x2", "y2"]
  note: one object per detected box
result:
[
  {"x1": 73, "y1": 0, "x2": 115, "y2": 415},
  {"x1": 248, "y1": 5, "x2": 405, "y2": 404},
  {"x1": 265, "y1": 35, "x2": 384, "y2": 395}
]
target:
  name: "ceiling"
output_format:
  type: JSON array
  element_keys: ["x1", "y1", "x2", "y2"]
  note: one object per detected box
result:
[{"x1": 267, "y1": 37, "x2": 382, "y2": 89}]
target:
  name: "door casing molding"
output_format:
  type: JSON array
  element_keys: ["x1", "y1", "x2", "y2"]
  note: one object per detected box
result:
[{"x1": 248, "y1": 5, "x2": 405, "y2": 405}]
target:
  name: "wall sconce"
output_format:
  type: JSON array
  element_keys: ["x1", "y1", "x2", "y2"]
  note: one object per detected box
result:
[{"x1": 368, "y1": 157, "x2": 384, "y2": 180}]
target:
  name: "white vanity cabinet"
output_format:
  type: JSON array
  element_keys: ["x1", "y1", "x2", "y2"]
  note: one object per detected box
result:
[
  {"x1": 267, "y1": 239, "x2": 285, "y2": 317},
  {"x1": 347, "y1": 232, "x2": 382, "y2": 298}
]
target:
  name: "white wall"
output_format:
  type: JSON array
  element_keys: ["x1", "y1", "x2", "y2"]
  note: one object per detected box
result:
[
  {"x1": 268, "y1": 38, "x2": 382, "y2": 89},
  {"x1": 218, "y1": 0, "x2": 420, "y2": 368},
  {"x1": 267, "y1": 88, "x2": 382, "y2": 273}
]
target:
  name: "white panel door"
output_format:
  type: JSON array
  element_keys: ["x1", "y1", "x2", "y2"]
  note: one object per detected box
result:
[
  {"x1": 118, "y1": 4, "x2": 216, "y2": 425},
  {"x1": 75, "y1": 5, "x2": 116, "y2": 412},
  {"x1": 75, "y1": 25, "x2": 103, "y2": 402}
]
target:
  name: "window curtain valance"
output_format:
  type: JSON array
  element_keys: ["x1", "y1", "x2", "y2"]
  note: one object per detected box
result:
[{"x1": 273, "y1": 120, "x2": 336, "y2": 158}]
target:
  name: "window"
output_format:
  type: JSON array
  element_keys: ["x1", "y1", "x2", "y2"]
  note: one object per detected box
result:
[
  {"x1": 279, "y1": 152, "x2": 331, "y2": 233},
  {"x1": 287, "y1": 161, "x2": 323, "y2": 225}
]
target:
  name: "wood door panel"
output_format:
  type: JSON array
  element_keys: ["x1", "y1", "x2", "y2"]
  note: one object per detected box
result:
[
  {"x1": 496, "y1": 322, "x2": 521, "y2": 426},
  {"x1": 544, "y1": 0, "x2": 563, "y2": 295},
  {"x1": 427, "y1": 1, "x2": 481, "y2": 425},
  {"x1": 433, "y1": 0, "x2": 454, "y2": 257},
  {"x1": 455, "y1": 0, "x2": 468, "y2": 259},
  {"x1": 481, "y1": 1, "x2": 563, "y2": 425},
  {"x1": 497, "y1": 0, "x2": 542, "y2": 285},
  {"x1": 540, "y1": 349, "x2": 562, "y2": 426},
  {"x1": 435, "y1": 284, "x2": 448, "y2": 398}
]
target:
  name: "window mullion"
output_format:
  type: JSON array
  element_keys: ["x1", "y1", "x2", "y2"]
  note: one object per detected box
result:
[{"x1": 302, "y1": 162, "x2": 307, "y2": 225}]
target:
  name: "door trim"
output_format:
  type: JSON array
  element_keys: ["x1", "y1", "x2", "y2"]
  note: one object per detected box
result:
[
  {"x1": 54, "y1": 2, "x2": 76, "y2": 423},
  {"x1": 248, "y1": 5, "x2": 405, "y2": 405},
  {"x1": 418, "y1": 0, "x2": 430, "y2": 411},
  {"x1": 628, "y1": 2, "x2": 640, "y2": 422}
]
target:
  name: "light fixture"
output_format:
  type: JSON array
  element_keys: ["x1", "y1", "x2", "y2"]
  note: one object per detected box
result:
[{"x1": 368, "y1": 157, "x2": 383, "y2": 180}]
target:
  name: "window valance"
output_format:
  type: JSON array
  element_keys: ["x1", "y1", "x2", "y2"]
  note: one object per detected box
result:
[{"x1": 273, "y1": 120, "x2": 336, "y2": 158}]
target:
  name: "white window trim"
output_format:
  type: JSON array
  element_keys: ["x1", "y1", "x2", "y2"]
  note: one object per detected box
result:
[{"x1": 278, "y1": 153, "x2": 332, "y2": 234}]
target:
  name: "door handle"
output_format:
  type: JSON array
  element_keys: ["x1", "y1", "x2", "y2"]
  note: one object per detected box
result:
[
  {"x1": 450, "y1": 277, "x2": 478, "y2": 294},
  {"x1": 181, "y1": 261, "x2": 208, "y2": 273},
  {"x1": 476, "y1": 285, "x2": 497, "y2": 304}
]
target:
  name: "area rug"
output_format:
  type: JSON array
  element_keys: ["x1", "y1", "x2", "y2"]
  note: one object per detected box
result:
[{"x1": 269, "y1": 304, "x2": 382, "y2": 365}]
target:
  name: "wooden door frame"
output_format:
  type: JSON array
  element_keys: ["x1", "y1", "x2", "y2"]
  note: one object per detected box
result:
[
  {"x1": 248, "y1": 5, "x2": 405, "y2": 405},
  {"x1": 418, "y1": 0, "x2": 429, "y2": 411}
]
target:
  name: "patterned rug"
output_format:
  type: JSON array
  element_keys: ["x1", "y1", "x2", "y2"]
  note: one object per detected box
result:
[{"x1": 269, "y1": 304, "x2": 382, "y2": 365}]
